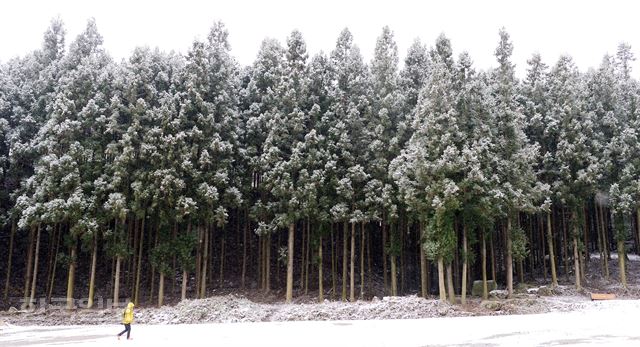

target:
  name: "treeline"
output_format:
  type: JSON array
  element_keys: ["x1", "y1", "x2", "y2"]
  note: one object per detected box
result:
[{"x1": 0, "y1": 18, "x2": 639, "y2": 309}]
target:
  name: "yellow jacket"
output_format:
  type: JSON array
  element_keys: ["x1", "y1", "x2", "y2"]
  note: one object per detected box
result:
[{"x1": 122, "y1": 302, "x2": 134, "y2": 324}]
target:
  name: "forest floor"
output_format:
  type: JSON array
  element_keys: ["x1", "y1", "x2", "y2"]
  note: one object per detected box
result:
[{"x1": 2, "y1": 253, "x2": 640, "y2": 327}]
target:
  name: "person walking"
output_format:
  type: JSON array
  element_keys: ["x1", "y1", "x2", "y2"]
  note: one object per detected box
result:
[{"x1": 117, "y1": 301, "x2": 135, "y2": 340}]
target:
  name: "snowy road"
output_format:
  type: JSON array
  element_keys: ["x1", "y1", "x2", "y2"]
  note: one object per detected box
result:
[{"x1": 2, "y1": 300, "x2": 639, "y2": 346}]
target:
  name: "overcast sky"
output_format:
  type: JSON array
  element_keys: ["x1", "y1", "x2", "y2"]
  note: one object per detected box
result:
[{"x1": 1, "y1": 0, "x2": 638, "y2": 78}]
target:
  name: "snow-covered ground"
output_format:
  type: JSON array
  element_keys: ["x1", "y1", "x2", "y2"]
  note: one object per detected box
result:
[{"x1": 2, "y1": 300, "x2": 640, "y2": 347}]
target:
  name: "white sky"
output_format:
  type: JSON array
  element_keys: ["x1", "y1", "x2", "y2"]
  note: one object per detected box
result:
[{"x1": 1, "y1": 0, "x2": 639, "y2": 78}]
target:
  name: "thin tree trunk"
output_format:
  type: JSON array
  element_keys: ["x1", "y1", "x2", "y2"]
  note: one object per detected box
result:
[
  {"x1": 114, "y1": 256, "x2": 121, "y2": 307},
  {"x1": 318, "y1": 234, "x2": 324, "y2": 302},
  {"x1": 618, "y1": 239, "x2": 627, "y2": 288},
  {"x1": 437, "y1": 256, "x2": 446, "y2": 301},
  {"x1": 219, "y1": 230, "x2": 225, "y2": 288},
  {"x1": 28, "y1": 225, "x2": 42, "y2": 309},
  {"x1": 574, "y1": 235, "x2": 581, "y2": 290},
  {"x1": 539, "y1": 215, "x2": 547, "y2": 281},
  {"x1": 66, "y1": 238, "x2": 76, "y2": 310},
  {"x1": 195, "y1": 225, "x2": 202, "y2": 296},
  {"x1": 130, "y1": 218, "x2": 138, "y2": 296},
  {"x1": 349, "y1": 222, "x2": 355, "y2": 302},
  {"x1": 200, "y1": 225, "x2": 208, "y2": 298},
  {"x1": 461, "y1": 223, "x2": 468, "y2": 305},
  {"x1": 419, "y1": 221, "x2": 427, "y2": 298},
  {"x1": 367, "y1": 224, "x2": 372, "y2": 295},
  {"x1": 490, "y1": 232, "x2": 496, "y2": 281},
  {"x1": 265, "y1": 233, "x2": 271, "y2": 293},
  {"x1": 158, "y1": 272, "x2": 164, "y2": 307},
  {"x1": 151, "y1": 221, "x2": 160, "y2": 303},
  {"x1": 87, "y1": 233, "x2": 98, "y2": 308},
  {"x1": 382, "y1": 220, "x2": 388, "y2": 295},
  {"x1": 331, "y1": 226, "x2": 336, "y2": 299},
  {"x1": 3, "y1": 221, "x2": 16, "y2": 300},
  {"x1": 23, "y1": 227, "x2": 35, "y2": 305},
  {"x1": 208, "y1": 224, "x2": 214, "y2": 289},
  {"x1": 241, "y1": 209, "x2": 248, "y2": 289},
  {"x1": 637, "y1": 208, "x2": 640, "y2": 263},
  {"x1": 134, "y1": 215, "x2": 145, "y2": 306},
  {"x1": 47, "y1": 225, "x2": 62, "y2": 304},
  {"x1": 305, "y1": 220, "x2": 310, "y2": 294},
  {"x1": 602, "y1": 206, "x2": 610, "y2": 280},
  {"x1": 286, "y1": 222, "x2": 294, "y2": 303},
  {"x1": 506, "y1": 217, "x2": 514, "y2": 298},
  {"x1": 584, "y1": 206, "x2": 590, "y2": 275},
  {"x1": 547, "y1": 212, "x2": 558, "y2": 287},
  {"x1": 446, "y1": 261, "x2": 455, "y2": 303},
  {"x1": 400, "y1": 219, "x2": 406, "y2": 294},
  {"x1": 390, "y1": 223, "x2": 398, "y2": 296},
  {"x1": 562, "y1": 208, "x2": 570, "y2": 281},
  {"x1": 44, "y1": 225, "x2": 56, "y2": 300},
  {"x1": 300, "y1": 221, "x2": 306, "y2": 289},
  {"x1": 360, "y1": 222, "x2": 365, "y2": 299},
  {"x1": 342, "y1": 222, "x2": 347, "y2": 301},
  {"x1": 481, "y1": 229, "x2": 488, "y2": 300},
  {"x1": 181, "y1": 270, "x2": 188, "y2": 301}
]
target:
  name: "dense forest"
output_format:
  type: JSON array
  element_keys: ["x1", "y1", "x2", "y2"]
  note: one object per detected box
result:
[{"x1": 1, "y1": 18, "x2": 639, "y2": 310}]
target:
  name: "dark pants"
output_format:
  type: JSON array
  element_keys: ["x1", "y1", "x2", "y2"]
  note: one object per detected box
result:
[{"x1": 118, "y1": 324, "x2": 131, "y2": 339}]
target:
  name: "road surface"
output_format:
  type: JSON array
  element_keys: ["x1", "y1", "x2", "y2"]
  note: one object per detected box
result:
[{"x1": 2, "y1": 300, "x2": 639, "y2": 346}]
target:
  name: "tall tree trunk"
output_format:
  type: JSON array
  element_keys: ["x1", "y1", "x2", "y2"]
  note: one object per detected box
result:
[
  {"x1": 300, "y1": 221, "x2": 306, "y2": 289},
  {"x1": 181, "y1": 270, "x2": 188, "y2": 301},
  {"x1": 382, "y1": 220, "x2": 388, "y2": 295},
  {"x1": 446, "y1": 261, "x2": 455, "y2": 303},
  {"x1": 437, "y1": 256, "x2": 446, "y2": 301},
  {"x1": 398, "y1": 222, "x2": 409, "y2": 295},
  {"x1": 114, "y1": 255, "x2": 121, "y2": 307},
  {"x1": 158, "y1": 272, "x2": 164, "y2": 307},
  {"x1": 47, "y1": 226, "x2": 62, "y2": 304},
  {"x1": 461, "y1": 223, "x2": 468, "y2": 305},
  {"x1": 506, "y1": 218, "x2": 514, "y2": 298},
  {"x1": 573, "y1": 235, "x2": 581, "y2": 290},
  {"x1": 318, "y1": 234, "x2": 323, "y2": 302},
  {"x1": 562, "y1": 208, "x2": 570, "y2": 280},
  {"x1": 481, "y1": 229, "x2": 488, "y2": 300},
  {"x1": 134, "y1": 215, "x2": 145, "y2": 306},
  {"x1": 200, "y1": 225, "x2": 208, "y2": 299},
  {"x1": 4, "y1": 221, "x2": 16, "y2": 300},
  {"x1": 305, "y1": 221, "x2": 310, "y2": 295},
  {"x1": 130, "y1": 219, "x2": 138, "y2": 296},
  {"x1": 87, "y1": 233, "x2": 98, "y2": 309},
  {"x1": 390, "y1": 225, "x2": 398, "y2": 296},
  {"x1": 23, "y1": 227, "x2": 35, "y2": 305},
  {"x1": 360, "y1": 222, "x2": 365, "y2": 299},
  {"x1": 490, "y1": 232, "x2": 496, "y2": 281},
  {"x1": 547, "y1": 212, "x2": 558, "y2": 287},
  {"x1": 342, "y1": 222, "x2": 347, "y2": 301},
  {"x1": 349, "y1": 222, "x2": 355, "y2": 302},
  {"x1": 367, "y1": 225, "x2": 372, "y2": 295},
  {"x1": 241, "y1": 209, "x2": 248, "y2": 289},
  {"x1": 265, "y1": 233, "x2": 271, "y2": 293},
  {"x1": 419, "y1": 221, "x2": 427, "y2": 298},
  {"x1": 66, "y1": 238, "x2": 76, "y2": 310},
  {"x1": 331, "y1": 226, "x2": 336, "y2": 299},
  {"x1": 637, "y1": 208, "x2": 640, "y2": 263},
  {"x1": 331, "y1": 227, "x2": 338, "y2": 299},
  {"x1": 601, "y1": 206, "x2": 610, "y2": 280},
  {"x1": 618, "y1": 239, "x2": 627, "y2": 288},
  {"x1": 583, "y1": 206, "x2": 589, "y2": 276},
  {"x1": 286, "y1": 222, "x2": 294, "y2": 303},
  {"x1": 28, "y1": 225, "x2": 42, "y2": 309},
  {"x1": 219, "y1": 230, "x2": 225, "y2": 288}
]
